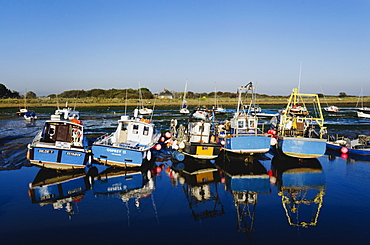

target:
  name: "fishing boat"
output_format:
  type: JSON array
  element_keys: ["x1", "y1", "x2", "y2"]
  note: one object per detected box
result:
[
  {"x1": 92, "y1": 109, "x2": 161, "y2": 168},
  {"x1": 273, "y1": 88, "x2": 327, "y2": 158},
  {"x1": 272, "y1": 156, "x2": 325, "y2": 228},
  {"x1": 217, "y1": 83, "x2": 271, "y2": 154},
  {"x1": 179, "y1": 81, "x2": 190, "y2": 114},
  {"x1": 169, "y1": 111, "x2": 222, "y2": 159},
  {"x1": 27, "y1": 114, "x2": 92, "y2": 170},
  {"x1": 55, "y1": 102, "x2": 80, "y2": 120},
  {"x1": 326, "y1": 134, "x2": 370, "y2": 157}
]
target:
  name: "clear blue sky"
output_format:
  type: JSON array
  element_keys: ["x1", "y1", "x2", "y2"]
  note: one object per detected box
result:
[{"x1": 1, "y1": 0, "x2": 369, "y2": 96}]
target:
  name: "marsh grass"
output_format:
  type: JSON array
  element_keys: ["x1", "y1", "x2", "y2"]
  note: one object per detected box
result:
[{"x1": 0, "y1": 95, "x2": 368, "y2": 108}]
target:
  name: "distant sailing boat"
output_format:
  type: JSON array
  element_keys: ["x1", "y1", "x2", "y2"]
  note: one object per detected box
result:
[
  {"x1": 356, "y1": 88, "x2": 370, "y2": 118},
  {"x1": 320, "y1": 85, "x2": 339, "y2": 113},
  {"x1": 16, "y1": 91, "x2": 29, "y2": 116},
  {"x1": 213, "y1": 83, "x2": 226, "y2": 114},
  {"x1": 138, "y1": 85, "x2": 153, "y2": 115},
  {"x1": 180, "y1": 81, "x2": 189, "y2": 114},
  {"x1": 17, "y1": 90, "x2": 37, "y2": 121}
]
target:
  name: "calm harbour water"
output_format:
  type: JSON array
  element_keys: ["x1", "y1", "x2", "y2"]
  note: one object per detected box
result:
[{"x1": 0, "y1": 106, "x2": 369, "y2": 245}]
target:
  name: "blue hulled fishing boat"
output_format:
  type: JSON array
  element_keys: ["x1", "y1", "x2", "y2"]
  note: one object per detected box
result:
[
  {"x1": 218, "y1": 82, "x2": 271, "y2": 154},
  {"x1": 27, "y1": 114, "x2": 92, "y2": 170},
  {"x1": 92, "y1": 109, "x2": 161, "y2": 168},
  {"x1": 273, "y1": 88, "x2": 327, "y2": 158}
]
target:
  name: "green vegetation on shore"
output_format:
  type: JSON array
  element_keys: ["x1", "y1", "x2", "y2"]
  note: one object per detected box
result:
[
  {"x1": 1, "y1": 95, "x2": 368, "y2": 109},
  {"x1": 1, "y1": 83, "x2": 368, "y2": 108}
]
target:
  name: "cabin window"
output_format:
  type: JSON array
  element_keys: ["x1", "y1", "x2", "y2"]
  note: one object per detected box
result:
[
  {"x1": 55, "y1": 124, "x2": 71, "y2": 142},
  {"x1": 48, "y1": 125, "x2": 56, "y2": 137},
  {"x1": 238, "y1": 120, "x2": 244, "y2": 128},
  {"x1": 248, "y1": 119, "x2": 256, "y2": 128},
  {"x1": 143, "y1": 126, "x2": 150, "y2": 136},
  {"x1": 133, "y1": 124, "x2": 139, "y2": 134},
  {"x1": 121, "y1": 123, "x2": 128, "y2": 131}
]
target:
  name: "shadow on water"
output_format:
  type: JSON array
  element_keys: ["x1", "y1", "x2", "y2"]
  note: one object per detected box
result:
[
  {"x1": 28, "y1": 161, "x2": 158, "y2": 220},
  {"x1": 215, "y1": 151, "x2": 271, "y2": 242},
  {"x1": 271, "y1": 156, "x2": 326, "y2": 228},
  {"x1": 167, "y1": 156, "x2": 225, "y2": 221}
]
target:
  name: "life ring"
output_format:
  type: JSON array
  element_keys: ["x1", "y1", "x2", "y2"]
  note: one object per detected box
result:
[{"x1": 72, "y1": 128, "x2": 82, "y2": 144}]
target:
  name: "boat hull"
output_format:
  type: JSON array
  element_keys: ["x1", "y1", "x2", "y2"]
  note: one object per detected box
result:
[
  {"x1": 357, "y1": 111, "x2": 370, "y2": 118},
  {"x1": 27, "y1": 146, "x2": 90, "y2": 170},
  {"x1": 326, "y1": 142, "x2": 370, "y2": 156},
  {"x1": 182, "y1": 142, "x2": 221, "y2": 160},
  {"x1": 92, "y1": 144, "x2": 149, "y2": 167},
  {"x1": 224, "y1": 135, "x2": 271, "y2": 154},
  {"x1": 277, "y1": 137, "x2": 326, "y2": 158}
]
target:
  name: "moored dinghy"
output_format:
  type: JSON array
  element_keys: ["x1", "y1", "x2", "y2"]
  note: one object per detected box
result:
[
  {"x1": 218, "y1": 82, "x2": 271, "y2": 154},
  {"x1": 273, "y1": 88, "x2": 327, "y2": 158},
  {"x1": 326, "y1": 134, "x2": 370, "y2": 157},
  {"x1": 24, "y1": 110, "x2": 37, "y2": 121},
  {"x1": 92, "y1": 109, "x2": 161, "y2": 168},
  {"x1": 27, "y1": 114, "x2": 91, "y2": 170}
]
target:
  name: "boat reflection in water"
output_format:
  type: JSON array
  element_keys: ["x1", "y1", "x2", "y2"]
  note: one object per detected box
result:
[
  {"x1": 216, "y1": 152, "x2": 271, "y2": 240},
  {"x1": 271, "y1": 156, "x2": 326, "y2": 228},
  {"x1": 91, "y1": 164, "x2": 156, "y2": 209},
  {"x1": 168, "y1": 156, "x2": 224, "y2": 220},
  {"x1": 28, "y1": 169, "x2": 90, "y2": 217}
]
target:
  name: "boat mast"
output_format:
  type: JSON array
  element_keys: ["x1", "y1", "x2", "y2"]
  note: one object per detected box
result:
[
  {"x1": 214, "y1": 82, "x2": 217, "y2": 109},
  {"x1": 124, "y1": 88, "x2": 128, "y2": 116},
  {"x1": 356, "y1": 87, "x2": 364, "y2": 109},
  {"x1": 298, "y1": 62, "x2": 302, "y2": 92},
  {"x1": 182, "y1": 81, "x2": 188, "y2": 108}
]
